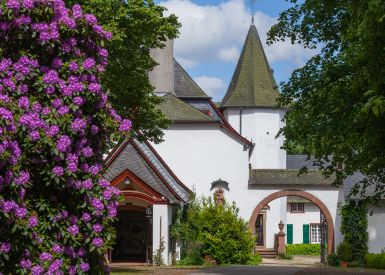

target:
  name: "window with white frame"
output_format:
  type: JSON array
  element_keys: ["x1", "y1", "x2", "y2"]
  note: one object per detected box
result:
[
  {"x1": 311, "y1": 224, "x2": 321, "y2": 244},
  {"x1": 290, "y1": 202, "x2": 305, "y2": 213}
]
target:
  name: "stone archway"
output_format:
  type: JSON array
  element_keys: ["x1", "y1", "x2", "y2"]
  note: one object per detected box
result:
[{"x1": 249, "y1": 190, "x2": 334, "y2": 255}]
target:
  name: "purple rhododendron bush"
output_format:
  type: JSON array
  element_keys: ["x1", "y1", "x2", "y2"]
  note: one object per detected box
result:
[{"x1": 0, "y1": 0, "x2": 132, "y2": 273}]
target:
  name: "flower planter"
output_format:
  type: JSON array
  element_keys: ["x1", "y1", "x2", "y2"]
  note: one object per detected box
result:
[{"x1": 340, "y1": 261, "x2": 348, "y2": 267}]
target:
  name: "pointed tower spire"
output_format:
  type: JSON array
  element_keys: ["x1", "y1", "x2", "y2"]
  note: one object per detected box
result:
[
  {"x1": 221, "y1": 24, "x2": 279, "y2": 108},
  {"x1": 250, "y1": 0, "x2": 255, "y2": 25}
]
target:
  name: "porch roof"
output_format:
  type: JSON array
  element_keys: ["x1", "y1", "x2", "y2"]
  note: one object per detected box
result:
[
  {"x1": 104, "y1": 139, "x2": 190, "y2": 203},
  {"x1": 249, "y1": 169, "x2": 336, "y2": 186}
]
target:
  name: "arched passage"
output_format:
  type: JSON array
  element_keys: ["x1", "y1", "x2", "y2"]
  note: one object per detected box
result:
[{"x1": 249, "y1": 190, "x2": 334, "y2": 255}]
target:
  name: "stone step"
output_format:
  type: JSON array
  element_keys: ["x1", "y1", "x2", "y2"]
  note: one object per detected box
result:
[{"x1": 255, "y1": 248, "x2": 278, "y2": 258}]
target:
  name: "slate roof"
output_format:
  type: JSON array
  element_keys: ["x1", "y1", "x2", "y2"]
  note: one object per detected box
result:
[
  {"x1": 221, "y1": 24, "x2": 280, "y2": 108},
  {"x1": 182, "y1": 98, "x2": 222, "y2": 121},
  {"x1": 133, "y1": 140, "x2": 190, "y2": 202},
  {"x1": 174, "y1": 59, "x2": 210, "y2": 98},
  {"x1": 286, "y1": 155, "x2": 320, "y2": 169},
  {"x1": 158, "y1": 93, "x2": 216, "y2": 122},
  {"x1": 104, "y1": 140, "x2": 190, "y2": 203},
  {"x1": 249, "y1": 169, "x2": 336, "y2": 186}
]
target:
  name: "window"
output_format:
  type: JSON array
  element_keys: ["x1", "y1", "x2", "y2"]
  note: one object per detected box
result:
[
  {"x1": 290, "y1": 202, "x2": 305, "y2": 213},
  {"x1": 311, "y1": 224, "x2": 321, "y2": 244}
]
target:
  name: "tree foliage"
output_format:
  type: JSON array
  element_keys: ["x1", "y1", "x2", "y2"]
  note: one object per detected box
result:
[
  {"x1": 0, "y1": 1, "x2": 130, "y2": 273},
  {"x1": 171, "y1": 195, "x2": 259, "y2": 265},
  {"x1": 66, "y1": 0, "x2": 180, "y2": 143},
  {"x1": 268, "y1": 0, "x2": 385, "y2": 199}
]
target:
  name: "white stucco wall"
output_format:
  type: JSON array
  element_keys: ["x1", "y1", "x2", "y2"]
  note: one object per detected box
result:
[
  {"x1": 151, "y1": 123, "x2": 343, "y2": 252},
  {"x1": 367, "y1": 201, "x2": 385, "y2": 253},
  {"x1": 223, "y1": 108, "x2": 286, "y2": 169},
  {"x1": 150, "y1": 124, "x2": 250, "y2": 198},
  {"x1": 264, "y1": 197, "x2": 287, "y2": 248},
  {"x1": 286, "y1": 202, "x2": 321, "y2": 244},
  {"x1": 152, "y1": 204, "x2": 171, "y2": 265}
]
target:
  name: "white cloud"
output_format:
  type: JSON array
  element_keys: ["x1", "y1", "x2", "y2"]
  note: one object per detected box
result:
[
  {"x1": 194, "y1": 76, "x2": 226, "y2": 101},
  {"x1": 218, "y1": 47, "x2": 239, "y2": 63},
  {"x1": 158, "y1": 0, "x2": 318, "y2": 68}
]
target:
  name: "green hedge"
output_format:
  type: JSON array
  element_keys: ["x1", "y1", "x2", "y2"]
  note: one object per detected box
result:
[
  {"x1": 286, "y1": 244, "x2": 322, "y2": 255},
  {"x1": 366, "y1": 253, "x2": 385, "y2": 269}
]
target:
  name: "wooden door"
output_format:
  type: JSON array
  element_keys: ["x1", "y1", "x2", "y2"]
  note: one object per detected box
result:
[{"x1": 255, "y1": 214, "x2": 264, "y2": 246}]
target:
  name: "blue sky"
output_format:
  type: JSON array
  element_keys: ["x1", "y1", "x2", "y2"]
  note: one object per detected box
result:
[{"x1": 155, "y1": 0, "x2": 315, "y2": 101}]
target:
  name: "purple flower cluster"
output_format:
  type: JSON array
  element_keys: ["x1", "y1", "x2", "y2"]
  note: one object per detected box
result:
[
  {"x1": 0, "y1": 0, "x2": 129, "y2": 273},
  {"x1": 0, "y1": 242, "x2": 11, "y2": 254},
  {"x1": 67, "y1": 225, "x2": 79, "y2": 236},
  {"x1": 92, "y1": 237, "x2": 103, "y2": 247},
  {"x1": 28, "y1": 216, "x2": 38, "y2": 228}
]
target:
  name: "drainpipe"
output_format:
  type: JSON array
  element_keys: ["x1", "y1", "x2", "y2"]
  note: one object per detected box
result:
[{"x1": 239, "y1": 107, "x2": 243, "y2": 135}]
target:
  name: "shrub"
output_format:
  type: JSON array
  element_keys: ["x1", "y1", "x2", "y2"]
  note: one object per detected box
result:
[
  {"x1": 340, "y1": 202, "x2": 368, "y2": 263},
  {"x1": 337, "y1": 241, "x2": 352, "y2": 262},
  {"x1": 366, "y1": 253, "x2": 377, "y2": 268},
  {"x1": 177, "y1": 242, "x2": 204, "y2": 266},
  {"x1": 278, "y1": 253, "x2": 293, "y2": 260},
  {"x1": 348, "y1": 261, "x2": 361, "y2": 267},
  {"x1": 328, "y1": 253, "x2": 340, "y2": 266},
  {"x1": 172, "y1": 196, "x2": 257, "y2": 265},
  {"x1": 286, "y1": 244, "x2": 322, "y2": 255},
  {"x1": 366, "y1": 253, "x2": 385, "y2": 269},
  {"x1": 247, "y1": 253, "x2": 263, "y2": 265},
  {"x1": 0, "y1": 0, "x2": 130, "y2": 273},
  {"x1": 153, "y1": 237, "x2": 165, "y2": 266}
]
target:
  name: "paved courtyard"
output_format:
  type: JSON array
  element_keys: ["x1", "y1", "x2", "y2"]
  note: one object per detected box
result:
[{"x1": 111, "y1": 264, "x2": 385, "y2": 275}]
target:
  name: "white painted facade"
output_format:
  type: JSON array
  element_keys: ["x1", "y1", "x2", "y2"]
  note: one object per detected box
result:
[
  {"x1": 286, "y1": 201, "x2": 321, "y2": 244},
  {"x1": 135, "y1": 23, "x2": 385, "y2": 265},
  {"x1": 367, "y1": 201, "x2": 385, "y2": 253},
  {"x1": 223, "y1": 107, "x2": 286, "y2": 169},
  {"x1": 150, "y1": 123, "x2": 249, "y2": 198},
  {"x1": 152, "y1": 204, "x2": 171, "y2": 264}
]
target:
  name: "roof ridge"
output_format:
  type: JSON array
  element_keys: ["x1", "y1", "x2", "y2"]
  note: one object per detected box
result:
[{"x1": 173, "y1": 59, "x2": 210, "y2": 98}]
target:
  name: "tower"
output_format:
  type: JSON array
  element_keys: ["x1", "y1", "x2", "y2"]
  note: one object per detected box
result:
[{"x1": 221, "y1": 23, "x2": 286, "y2": 169}]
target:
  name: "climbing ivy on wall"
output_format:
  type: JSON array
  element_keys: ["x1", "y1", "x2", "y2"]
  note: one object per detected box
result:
[{"x1": 340, "y1": 201, "x2": 368, "y2": 263}]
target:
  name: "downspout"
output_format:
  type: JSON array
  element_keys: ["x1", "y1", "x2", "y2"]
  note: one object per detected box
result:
[{"x1": 239, "y1": 107, "x2": 243, "y2": 135}]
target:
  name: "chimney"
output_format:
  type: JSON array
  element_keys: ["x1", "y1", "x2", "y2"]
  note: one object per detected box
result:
[{"x1": 148, "y1": 39, "x2": 174, "y2": 94}]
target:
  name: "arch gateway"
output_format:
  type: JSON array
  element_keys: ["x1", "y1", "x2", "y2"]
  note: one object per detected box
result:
[{"x1": 248, "y1": 190, "x2": 335, "y2": 255}]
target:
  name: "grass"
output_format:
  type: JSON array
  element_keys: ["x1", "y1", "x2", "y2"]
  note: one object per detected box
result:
[{"x1": 110, "y1": 265, "x2": 203, "y2": 275}]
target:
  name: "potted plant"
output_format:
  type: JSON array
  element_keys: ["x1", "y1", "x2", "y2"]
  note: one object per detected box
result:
[{"x1": 337, "y1": 241, "x2": 352, "y2": 267}]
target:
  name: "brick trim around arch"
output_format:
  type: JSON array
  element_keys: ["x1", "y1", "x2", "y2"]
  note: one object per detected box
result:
[{"x1": 249, "y1": 190, "x2": 334, "y2": 255}]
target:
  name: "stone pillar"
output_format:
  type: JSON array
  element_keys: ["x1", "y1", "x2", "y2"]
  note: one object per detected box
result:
[
  {"x1": 152, "y1": 204, "x2": 170, "y2": 265},
  {"x1": 277, "y1": 220, "x2": 286, "y2": 254}
]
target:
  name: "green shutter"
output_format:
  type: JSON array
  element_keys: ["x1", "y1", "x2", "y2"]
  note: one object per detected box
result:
[
  {"x1": 287, "y1": 224, "x2": 293, "y2": 244},
  {"x1": 303, "y1": 224, "x2": 310, "y2": 244}
]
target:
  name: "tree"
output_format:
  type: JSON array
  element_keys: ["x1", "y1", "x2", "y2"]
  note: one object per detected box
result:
[
  {"x1": 66, "y1": 0, "x2": 181, "y2": 144},
  {"x1": 0, "y1": 1, "x2": 130, "y2": 273},
  {"x1": 268, "y1": 0, "x2": 385, "y2": 200},
  {"x1": 171, "y1": 195, "x2": 260, "y2": 265}
]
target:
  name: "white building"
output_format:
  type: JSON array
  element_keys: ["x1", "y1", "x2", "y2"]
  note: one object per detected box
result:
[{"x1": 104, "y1": 22, "x2": 385, "y2": 264}]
